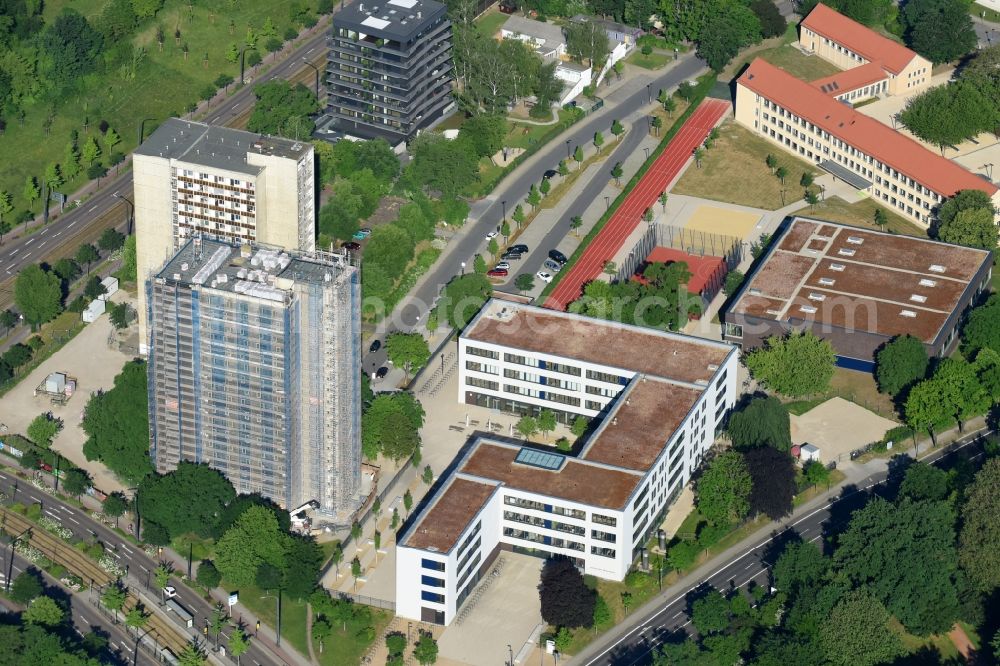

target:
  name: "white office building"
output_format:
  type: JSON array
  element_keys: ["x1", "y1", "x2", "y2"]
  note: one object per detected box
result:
[{"x1": 396, "y1": 300, "x2": 738, "y2": 625}]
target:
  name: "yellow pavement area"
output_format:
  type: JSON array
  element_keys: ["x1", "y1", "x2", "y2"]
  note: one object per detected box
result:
[{"x1": 682, "y1": 205, "x2": 761, "y2": 238}]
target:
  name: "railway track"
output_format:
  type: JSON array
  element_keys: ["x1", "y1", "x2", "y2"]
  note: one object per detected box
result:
[{"x1": 1, "y1": 508, "x2": 195, "y2": 659}]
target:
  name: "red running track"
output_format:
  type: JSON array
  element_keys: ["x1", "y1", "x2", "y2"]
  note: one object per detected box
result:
[{"x1": 544, "y1": 98, "x2": 731, "y2": 310}]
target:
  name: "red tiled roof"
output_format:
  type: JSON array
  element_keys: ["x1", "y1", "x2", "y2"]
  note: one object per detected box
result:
[
  {"x1": 801, "y1": 3, "x2": 917, "y2": 74},
  {"x1": 738, "y1": 58, "x2": 998, "y2": 198},
  {"x1": 810, "y1": 61, "x2": 887, "y2": 95}
]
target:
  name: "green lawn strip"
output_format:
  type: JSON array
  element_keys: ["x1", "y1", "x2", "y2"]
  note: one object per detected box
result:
[
  {"x1": 791, "y1": 196, "x2": 927, "y2": 237},
  {"x1": 538, "y1": 74, "x2": 718, "y2": 303},
  {"x1": 314, "y1": 608, "x2": 392, "y2": 665},
  {"x1": 228, "y1": 581, "x2": 310, "y2": 657},
  {"x1": 475, "y1": 7, "x2": 510, "y2": 37},
  {"x1": 972, "y1": 2, "x2": 1000, "y2": 22},
  {"x1": 0, "y1": 0, "x2": 309, "y2": 213},
  {"x1": 626, "y1": 50, "x2": 671, "y2": 70},
  {"x1": 756, "y1": 44, "x2": 842, "y2": 81},
  {"x1": 783, "y1": 397, "x2": 826, "y2": 416}
]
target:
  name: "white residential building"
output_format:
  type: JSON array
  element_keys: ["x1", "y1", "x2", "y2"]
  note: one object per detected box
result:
[{"x1": 396, "y1": 300, "x2": 739, "y2": 625}]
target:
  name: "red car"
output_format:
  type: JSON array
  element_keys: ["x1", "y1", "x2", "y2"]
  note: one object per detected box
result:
[{"x1": 487, "y1": 268, "x2": 509, "y2": 278}]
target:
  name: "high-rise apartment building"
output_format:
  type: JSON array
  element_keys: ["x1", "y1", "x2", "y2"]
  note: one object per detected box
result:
[
  {"x1": 133, "y1": 119, "x2": 316, "y2": 353},
  {"x1": 147, "y1": 238, "x2": 361, "y2": 518},
  {"x1": 326, "y1": 0, "x2": 454, "y2": 143}
]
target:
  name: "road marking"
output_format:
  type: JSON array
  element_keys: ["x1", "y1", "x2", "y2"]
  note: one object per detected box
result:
[
  {"x1": 306, "y1": 47, "x2": 315, "y2": 54},
  {"x1": 64, "y1": 515, "x2": 79, "y2": 525},
  {"x1": 24, "y1": 238, "x2": 34, "y2": 245},
  {"x1": 37, "y1": 240, "x2": 46, "y2": 248},
  {"x1": 5, "y1": 264, "x2": 15, "y2": 272},
  {"x1": 87, "y1": 205, "x2": 97, "y2": 213},
  {"x1": 53, "y1": 231, "x2": 61, "y2": 237},
  {"x1": 121, "y1": 545, "x2": 133, "y2": 555},
  {"x1": 232, "y1": 104, "x2": 240, "y2": 110},
  {"x1": 68, "y1": 219, "x2": 78, "y2": 227},
  {"x1": 8, "y1": 249, "x2": 16, "y2": 256}
]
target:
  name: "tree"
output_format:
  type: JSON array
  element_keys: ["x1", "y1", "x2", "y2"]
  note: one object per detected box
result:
[
  {"x1": 247, "y1": 81, "x2": 321, "y2": 139},
  {"x1": 386, "y1": 332, "x2": 430, "y2": 380},
  {"x1": 537, "y1": 410, "x2": 557, "y2": 440},
  {"x1": 22, "y1": 176, "x2": 40, "y2": 214},
  {"x1": 283, "y1": 534, "x2": 323, "y2": 599},
  {"x1": 404, "y1": 489, "x2": 413, "y2": 515},
  {"x1": 75, "y1": 244, "x2": 99, "y2": 275},
  {"x1": 539, "y1": 556, "x2": 596, "y2": 628},
  {"x1": 0, "y1": 190, "x2": 13, "y2": 241},
  {"x1": 487, "y1": 238, "x2": 499, "y2": 260},
  {"x1": 820, "y1": 590, "x2": 902, "y2": 666},
  {"x1": 83, "y1": 361, "x2": 152, "y2": 484},
  {"x1": 62, "y1": 468, "x2": 91, "y2": 497},
  {"x1": 434, "y1": 274, "x2": 492, "y2": 331},
  {"x1": 10, "y1": 569, "x2": 43, "y2": 605},
  {"x1": 405, "y1": 132, "x2": 479, "y2": 197},
  {"x1": 593, "y1": 131, "x2": 604, "y2": 153},
  {"x1": 650, "y1": 116, "x2": 662, "y2": 136},
  {"x1": 500, "y1": 221, "x2": 511, "y2": 241},
  {"x1": 53, "y1": 258, "x2": 80, "y2": 283},
  {"x1": 959, "y1": 458, "x2": 1000, "y2": 591},
  {"x1": 312, "y1": 617, "x2": 333, "y2": 653},
  {"x1": 751, "y1": 0, "x2": 786, "y2": 38},
  {"x1": 256, "y1": 562, "x2": 283, "y2": 592},
  {"x1": 15, "y1": 265, "x2": 62, "y2": 330},
  {"x1": 101, "y1": 583, "x2": 127, "y2": 623},
  {"x1": 905, "y1": 379, "x2": 953, "y2": 444},
  {"x1": 83, "y1": 275, "x2": 107, "y2": 301},
  {"x1": 472, "y1": 254, "x2": 487, "y2": 275},
  {"x1": 610, "y1": 162, "x2": 623, "y2": 186},
  {"x1": 98, "y1": 228, "x2": 126, "y2": 252},
  {"x1": 938, "y1": 207, "x2": 997, "y2": 249},
  {"x1": 746, "y1": 331, "x2": 835, "y2": 397},
  {"x1": 573, "y1": 145, "x2": 584, "y2": 169},
  {"x1": 697, "y1": 451, "x2": 751, "y2": 525},
  {"x1": 727, "y1": 396, "x2": 791, "y2": 451},
  {"x1": 611, "y1": 119, "x2": 625, "y2": 142},
  {"x1": 362, "y1": 392, "x2": 424, "y2": 461},
  {"x1": 804, "y1": 190, "x2": 820, "y2": 209},
  {"x1": 516, "y1": 415, "x2": 538, "y2": 439},
  {"x1": 109, "y1": 302, "x2": 130, "y2": 330},
  {"x1": 386, "y1": 633, "x2": 407, "y2": 658},
  {"x1": 125, "y1": 606, "x2": 149, "y2": 636},
  {"x1": 136, "y1": 461, "x2": 236, "y2": 540},
  {"x1": 723, "y1": 269, "x2": 744, "y2": 296},
  {"x1": 902, "y1": 0, "x2": 977, "y2": 64},
  {"x1": 27, "y1": 413, "x2": 62, "y2": 448},
  {"x1": 691, "y1": 590, "x2": 731, "y2": 635},
  {"x1": 23, "y1": 596, "x2": 65, "y2": 627},
  {"x1": 413, "y1": 632, "x2": 439, "y2": 665},
  {"x1": 177, "y1": 641, "x2": 206, "y2": 666},
  {"x1": 565, "y1": 19, "x2": 610, "y2": 67},
  {"x1": 899, "y1": 461, "x2": 950, "y2": 502},
  {"x1": 539, "y1": 178, "x2": 551, "y2": 197},
  {"x1": 228, "y1": 627, "x2": 251, "y2": 665},
  {"x1": 773, "y1": 540, "x2": 829, "y2": 595},
  {"x1": 215, "y1": 506, "x2": 288, "y2": 587},
  {"x1": 103, "y1": 492, "x2": 129, "y2": 527},
  {"x1": 120, "y1": 236, "x2": 137, "y2": 282},
  {"x1": 43, "y1": 163, "x2": 62, "y2": 192},
  {"x1": 512, "y1": 204, "x2": 526, "y2": 228},
  {"x1": 81, "y1": 135, "x2": 101, "y2": 166},
  {"x1": 422, "y1": 465, "x2": 433, "y2": 485},
  {"x1": 766, "y1": 154, "x2": 777, "y2": 172},
  {"x1": 962, "y1": 295, "x2": 1000, "y2": 358},
  {"x1": 514, "y1": 273, "x2": 534, "y2": 294},
  {"x1": 693, "y1": 147, "x2": 704, "y2": 168},
  {"x1": 875, "y1": 335, "x2": 929, "y2": 396},
  {"x1": 195, "y1": 559, "x2": 221, "y2": 589},
  {"x1": 350, "y1": 557, "x2": 362, "y2": 589},
  {"x1": 697, "y1": 6, "x2": 762, "y2": 72},
  {"x1": 774, "y1": 166, "x2": 788, "y2": 185},
  {"x1": 527, "y1": 184, "x2": 541, "y2": 211},
  {"x1": 800, "y1": 171, "x2": 814, "y2": 188},
  {"x1": 744, "y1": 446, "x2": 796, "y2": 519},
  {"x1": 570, "y1": 215, "x2": 583, "y2": 235},
  {"x1": 900, "y1": 85, "x2": 993, "y2": 154}
]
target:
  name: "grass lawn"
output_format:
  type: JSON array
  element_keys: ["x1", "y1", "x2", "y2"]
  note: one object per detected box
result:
[
  {"x1": 894, "y1": 619, "x2": 962, "y2": 661},
  {"x1": 475, "y1": 7, "x2": 510, "y2": 37},
  {"x1": 673, "y1": 120, "x2": 817, "y2": 210},
  {"x1": 626, "y1": 49, "x2": 671, "y2": 70},
  {"x1": 0, "y1": 0, "x2": 309, "y2": 216},
  {"x1": 507, "y1": 109, "x2": 580, "y2": 150},
  {"x1": 315, "y1": 608, "x2": 392, "y2": 665},
  {"x1": 757, "y1": 44, "x2": 842, "y2": 82},
  {"x1": 827, "y1": 366, "x2": 898, "y2": 418},
  {"x1": 171, "y1": 533, "x2": 215, "y2": 562},
  {"x1": 234, "y1": 581, "x2": 310, "y2": 657},
  {"x1": 792, "y1": 195, "x2": 927, "y2": 237},
  {"x1": 972, "y1": 2, "x2": 1000, "y2": 22},
  {"x1": 722, "y1": 23, "x2": 799, "y2": 79}
]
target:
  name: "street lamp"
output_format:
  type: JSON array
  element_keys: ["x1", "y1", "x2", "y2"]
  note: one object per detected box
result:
[
  {"x1": 113, "y1": 193, "x2": 134, "y2": 235},
  {"x1": 643, "y1": 147, "x2": 650, "y2": 160},
  {"x1": 302, "y1": 59, "x2": 321, "y2": 98},
  {"x1": 502, "y1": 200, "x2": 507, "y2": 222},
  {"x1": 507, "y1": 644, "x2": 514, "y2": 666},
  {"x1": 460, "y1": 261, "x2": 466, "y2": 275},
  {"x1": 604, "y1": 195, "x2": 610, "y2": 210},
  {"x1": 983, "y1": 163, "x2": 994, "y2": 180},
  {"x1": 646, "y1": 83, "x2": 651, "y2": 103},
  {"x1": 565, "y1": 139, "x2": 571, "y2": 160}
]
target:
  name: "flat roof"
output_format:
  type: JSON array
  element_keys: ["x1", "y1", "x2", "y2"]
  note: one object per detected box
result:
[
  {"x1": 135, "y1": 118, "x2": 311, "y2": 175},
  {"x1": 726, "y1": 218, "x2": 991, "y2": 344},
  {"x1": 459, "y1": 441, "x2": 643, "y2": 510},
  {"x1": 156, "y1": 238, "x2": 352, "y2": 300},
  {"x1": 738, "y1": 58, "x2": 998, "y2": 199},
  {"x1": 502, "y1": 15, "x2": 565, "y2": 46},
  {"x1": 333, "y1": 0, "x2": 447, "y2": 40},
  {"x1": 463, "y1": 300, "x2": 731, "y2": 385},
  {"x1": 801, "y1": 3, "x2": 918, "y2": 74},
  {"x1": 810, "y1": 61, "x2": 887, "y2": 96},
  {"x1": 401, "y1": 478, "x2": 498, "y2": 553},
  {"x1": 581, "y1": 377, "x2": 702, "y2": 472}
]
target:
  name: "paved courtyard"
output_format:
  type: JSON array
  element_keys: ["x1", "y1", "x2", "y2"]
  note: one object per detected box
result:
[
  {"x1": 0, "y1": 291, "x2": 135, "y2": 494},
  {"x1": 790, "y1": 397, "x2": 899, "y2": 464}
]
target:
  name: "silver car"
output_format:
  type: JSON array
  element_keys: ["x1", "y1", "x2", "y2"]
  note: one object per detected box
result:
[{"x1": 543, "y1": 259, "x2": 562, "y2": 273}]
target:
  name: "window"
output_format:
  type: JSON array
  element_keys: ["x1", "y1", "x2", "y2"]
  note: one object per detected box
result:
[
  {"x1": 466, "y1": 377, "x2": 499, "y2": 391},
  {"x1": 421, "y1": 591, "x2": 445, "y2": 604},
  {"x1": 846, "y1": 236, "x2": 864, "y2": 245},
  {"x1": 586, "y1": 369, "x2": 627, "y2": 384},
  {"x1": 421, "y1": 575, "x2": 445, "y2": 588},
  {"x1": 421, "y1": 559, "x2": 446, "y2": 572},
  {"x1": 466, "y1": 346, "x2": 499, "y2": 360}
]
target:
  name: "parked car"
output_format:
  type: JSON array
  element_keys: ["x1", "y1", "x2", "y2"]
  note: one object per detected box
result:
[
  {"x1": 352, "y1": 231, "x2": 366, "y2": 240},
  {"x1": 543, "y1": 259, "x2": 562, "y2": 273},
  {"x1": 543, "y1": 169, "x2": 558, "y2": 180},
  {"x1": 548, "y1": 249, "x2": 569, "y2": 265},
  {"x1": 501, "y1": 251, "x2": 522, "y2": 261},
  {"x1": 375, "y1": 366, "x2": 389, "y2": 379},
  {"x1": 487, "y1": 268, "x2": 509, "y2": 278},
  {"x1": 509, "y1": 244, "x2": 529, "y2": 254},
  {"x1": 485, "y1": 230, "x2": 499, "y2": 240},
  {"x1": 369, "y1": 339, "x2": 381, "y2": 353},
  {"x1": 536, "y1": 271, "x2": 553, "y2": 283},
  {"x1": 164, "y1": 586, "x2": 177, "y2": 599},
  {"x1": 341, "y1": 241, "x2": 361, "y2": 251},
  {"x1": 499, "y1": 0, "x2": 517, "y2": 13},
  {"x1": 358, "y1": 227, "x2": 372, "y2": 237},
  {"x1": 494, "y1": 262, "x2": 511, "y2": 271}
]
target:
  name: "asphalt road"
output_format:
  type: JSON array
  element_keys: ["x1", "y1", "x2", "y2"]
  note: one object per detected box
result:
[
  {"x1": 0, "y1": 21, "x2": 331, "y2": 300},
  {"x1": 363, "y1": 54, "x2": 707, "y2": 364},
  {"x1": 0, "y1": 550, "x2": 150, "y2": 665},
  {"x1": 577, "y1": 431, "x2": 993, "y2": 666},
  {"x1": 0, "y1": 469, "x2": 291, "y2": 666}
]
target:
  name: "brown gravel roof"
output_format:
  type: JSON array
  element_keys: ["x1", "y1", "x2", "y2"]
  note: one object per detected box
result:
[
  {"x1": 465, "y1": 302, "x2": 731, "y2": 384},
  {"x1": 582, "y1": 378, "x2": 702, "y2": 472},
  {"x1": 728, "y1": 218, "x2": 990, "y2": 343},
  {"x1": 402, "y1": 478, "x2": 498, "y2": 553}
]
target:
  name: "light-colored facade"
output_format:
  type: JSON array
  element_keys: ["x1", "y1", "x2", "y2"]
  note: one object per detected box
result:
[
  {"x1": 500, "y1": 15, "x2": 566, "y2": 58},
  {"x1": 396, "y1": 300, "x2": 739, "y2": 625},
  {"x1": 798, "y1": 3, "x2": 931, "y2": 97},
  {"x1": 134, "y1": 119, "x2": 315, "y2": 353},
  {"x1": 735, "y1": 59, "x2": 1000, "y2": 227},
  {"x1": 147, "y1": 239, "x2": 361, "y2": 519}
]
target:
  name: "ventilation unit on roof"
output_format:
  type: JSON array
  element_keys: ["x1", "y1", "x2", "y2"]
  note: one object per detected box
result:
[
  {"x1": 830, "y1": 263, "x2": 846, "y2": 271},
  {"x1": 837, "y1": 248, "x2": 856, "y2": 257},
  {"x1": 765, "y1": 308, "x2": 782, "y2": 316},
  {"x1": 818, "y1": 277, "x2": 836, "y2": 286},
  {"x1": 900, "y1": 309, "x2": 917, "y2": 318},
  {"x1": 929, "y1": 264, "x2": 946, "y2": 273},
  {"x1": 910, "y1": 294, "x2": 927, "y2": 303},
  {"x1": 749, "y1": 288, "x2": 762, "y2": 295},
  {"x1": 799, "y1": 305, "x2": 818, "y2": 314},
  {"x1": 919, "y1": 278, "x2": 937, "y2": 287},
  {"x1": 808, "y1": 293, "x2": 826, "y2": 301},
  {"x1": 846, "y1": 236, "x2": 864, "y2": 245}
]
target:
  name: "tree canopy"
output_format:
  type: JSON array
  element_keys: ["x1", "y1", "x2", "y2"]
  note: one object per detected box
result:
[
  {"x1": 137, "y1": 462, "x2": 236, "y2": 540},
  {"x1": 726, "y1": 396, "x2": 791, "y2": 451},
  {"x1": 901, "y1": 0, "x2": 977, "y2": 64},
  {"x1": 696, "y1": 451, "x2": 751, "y2": 525},
  {"x1": 820, "y1": 590, "x2": 902, "y2": 666},
  {"x1": 745, "y1": 331, "x2": 835, "y2": 397},
  {"x1": 385, "y1": 332, "x2": 430, "y2": 379},
  {"x1": 361, "y1": 392, "x2": 425, "y2": 461},
  {"x1": 82, "y1": 360, "x2": 152, "y2": 484},
  {"x1": 874, "y1": 335, "x2": 929, "y2": 396},
  {"x1": 961, "y1": 293, "x2": 1000, "y2": 359},
  {"x1": 433, "y1": 274, "x2": 493, "y2": 331},
  {"x1": 696, "y1": 3, "x2": 762, "y2": 72},
  {"x1": 959, "y1": 458, "x2": 1000, "y2": 592},
  {"x1": 538, "y1": 556, "x2": 596, "y2": 629},
  {"x1": 215, "y1": 506, "x2": 289, "y2": 588},
  {"x1": 565, "y1": 19, "x2": 609, "y2": 67},
  {"x1": 569, "y1": 261, "x2": 699, "y2": 331},
  {"x1": 744, "y1": 446, "x2": 796, "y2": 520},
  {"x1": 14, "y1": 264, "x2": 62, "y2": 330},
  {"x1": 247, "y1": 81, "x2": 320, "y2": 139}
]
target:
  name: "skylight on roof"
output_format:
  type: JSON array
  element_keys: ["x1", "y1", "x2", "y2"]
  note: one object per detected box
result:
[
  {"x1": 388, "y1": 0, "x2": 418, "y2": 7},
  {"x1": 808, "y1": 293, "x2": 826, "y2": 301},
  {"x1": 929, "y1": 264, "x2": 946, "y2": 273},
  {"x1": 837, "y1": 248, "x2": 856, "y2": 257},
  {"x1": 830, "y1": 263, "x2": 846, "y2": 271},
  {"x1": 910, "y1": 294, "x2": 927, "y2": 303},
  {"x1": 514, "y1": 447, "x2": 565, "y2": 471},
  {"x1": 818, "y1": 277, "x2": 836, "y2": 286},
  {"x1": 919, "y1": 278, "x2": 937, "y2": 287},
  {"x1": 846, "y1": 236, "x2": 864, "y2": 245},
  {"x1": 799, "y1": 305, "x2": 818, "y2": 314},
  {"x1": 361, "y1": 15, "x2": 391, "y2": 29},
  {"x1": 900, "y1": 309, "x2": 917, "y2": 318}
]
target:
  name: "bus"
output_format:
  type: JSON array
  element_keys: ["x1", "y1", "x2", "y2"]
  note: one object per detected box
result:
[{"x1": 164, "y1": 598, "x2": 193, "y2": 628}]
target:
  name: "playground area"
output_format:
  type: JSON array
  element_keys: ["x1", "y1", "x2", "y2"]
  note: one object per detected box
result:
[{"x1": 683, "y1": 204, "x2": 761, "y2": 238}]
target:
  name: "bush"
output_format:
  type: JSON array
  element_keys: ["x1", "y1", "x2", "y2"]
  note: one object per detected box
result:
[
  {"x1": 284, "y1": 27, "x2": 298, "y2": 40},
  {"x1": 641, "y1": 43, "x2": 653, "y2": 55},
  {"x1": 196, "y1": 560, "x2": 222, "y2": 589},
  {"x1": 87, "y1": 164, "x2": 107, "y2": 180},
  {"x1": 697, "y1": 522, "x2": 731, "y2": 549}
]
